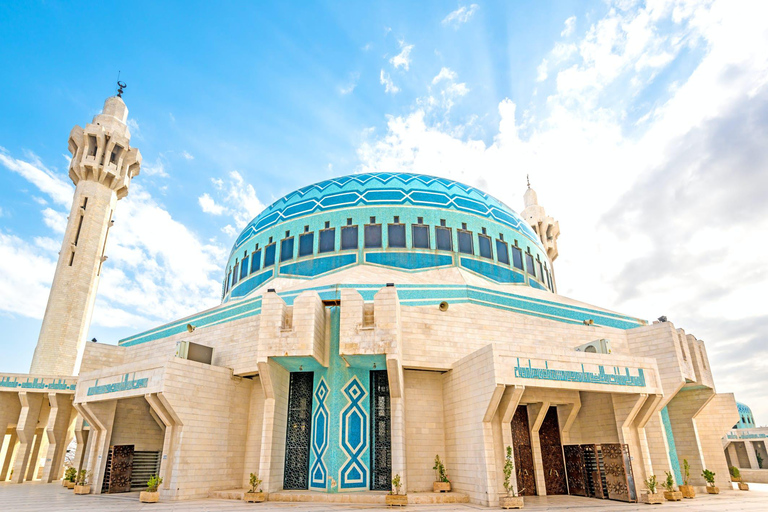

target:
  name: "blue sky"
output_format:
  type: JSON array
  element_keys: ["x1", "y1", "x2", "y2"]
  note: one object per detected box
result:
[{"x1": 2, "y1": 1, "x2": 768, "y2": 422}]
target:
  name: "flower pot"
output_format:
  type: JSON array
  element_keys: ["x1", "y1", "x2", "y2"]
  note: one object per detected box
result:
[
  {"x1": 74, "y1": 485, "x2": 90, "y2": 495},
  {"x1": 738, "y1": 482, "x2": 749, "y2": 491},
  {"x1": 641, "y1": 492, "x2": 664, "y2": 504},
  {"x1": 500, "y1": 495, "x2": 524, "y2": 509},
  {"x1": 679, "y1": 485, "x2": 695, "y2": 498},
  {"x1": 61, "y1": 478, "x2": 69, "y2": 487},
  {"x1": 244, "y1": 491, "x2": 268, "y2": 503},
  {"x1": 385, "y1": 494, "x2": 408, "y2": 506},
  {"x1": 140, "y1": 491, "x2": 160, "y2": 503},
  {"x1": 65, "y1": 480, "x2": 75, "y2": 489},
  {"x1": 433, "y1": 481, "x2": 451, "y2": 492},
  {"x1": 663, "y1": 490, "x2": 682, "y2": 501},
  {"x1": 706, "y1": 486, "x2": 719, "y2": 494}
]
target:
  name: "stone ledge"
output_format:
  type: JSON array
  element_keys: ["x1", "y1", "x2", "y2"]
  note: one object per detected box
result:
[{"x1": 209, "y1": 489, "x2": 470, "y2": 504}]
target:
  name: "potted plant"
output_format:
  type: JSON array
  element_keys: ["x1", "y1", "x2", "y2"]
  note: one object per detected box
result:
[
  {"x1": 244, "y1": 472, "x2": 267, "y2": 503},
  {"x1": 140, "y1": 474, "x2": 163, "y2": 503},
  {"x1": 730, "y1": 466, "x2": 749, "y2": 491},
  {"x1": 679, "y1": 459, "x2": 695, "y2": 499},
  {"x1": 641, "y1": 474, "x2": 664, "y2": 504},
  {"x1": 702, "y1": 469, "x2": 718, "y2": 494},
  {"x1": 385, "y1": 473, "x2": 407, "y2": 506},
  {"x1": 74, "y1": 470, "x2": 92, "y2": 495},
  {"x1": 432, "y1": 455, "x2": 451, "y2": 492},
  {"x1": 500, "y1": 446, "x2": 524, "y2": 509},
  {"x1": 63, "y1": 467, "x2": 77, "y2": 489},
  {"x1": 662, "y1": 472, "x2": 681, "y2": 501}
]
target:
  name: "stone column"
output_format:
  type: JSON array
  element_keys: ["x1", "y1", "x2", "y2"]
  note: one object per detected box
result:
[
  {"x1": 72, "y1": 416, "x2": 90, "y2": 473},
  {"x1": 746, "y1": 441, "x2": 760, "y2": 470},
  {"x1": 527, "y1": 402, "x2": 550, "y2": 496},
  {"x1": 24, "y1": 428, "x2": 44, "y2": 481},
  {"x1": 11, "y1": 392, "x2": 44, "y2": 483},
  {"x1": 76, "y1": 400, "x2": 117, "y2": 494},
  {"x1": 41, "y1": 393, "x2": 74, "y2": 482},
  {"x1": 1, "y1": 430, "x2": 18, "y2": 481}
]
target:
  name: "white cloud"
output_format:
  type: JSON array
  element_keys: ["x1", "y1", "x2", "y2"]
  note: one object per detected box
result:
[
  {"x1": 41, "y1": 208, "x2": 67, "y2": 234},
  {"x1": 432, "y1": 67, "x2": 457, "y2": 84},
  {"x1": 127, "y1": 118, "x2": 142, "y2": 140},
  {"x1": 359, "y1": 0, "x2": 768, "y2": 422},
  {"x1": 442, "y1": 4, "x2": 479, "y2": 27},
  {"x1": 380, "y1": 70, "x2": 400, "y2": 94},
  {"x1": 0, "y1": 148, "x2": 73, "y2": 207},
  {"x1": 389, "y1": 40, "x2": 414, "y2": 71},
  {"x1": 362, "y1": 43, "x2": 372, "y2": 52},
  {"x1": 181, "y1": 151, "x2": 194, "y2": 160},
  {"x1": 561, "y1": 16, "x2": 577, "y2": 37},
  {"x1": 0, "y1": 232, "x2": 57, "y2": 320},
  {"x1": 198, "y1": 193, "x2": 226, "y2": 215},
  {"x1": 340, "y1": 72, "x2": 361, "y2": 95},
  {"x1": 427, "y1": 67, "x2": 469, "y2": 113},
  {"x1": 142, "y1": 156, "x2": 168, "y2": 177},
  {"x1": 537, "y1": 59, "x2": 549, "y2": 82}
]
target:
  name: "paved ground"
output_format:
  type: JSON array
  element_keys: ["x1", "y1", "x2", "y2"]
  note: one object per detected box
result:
[{"x1": 1, "y1": 482, "x2": 767, "y2": 511}]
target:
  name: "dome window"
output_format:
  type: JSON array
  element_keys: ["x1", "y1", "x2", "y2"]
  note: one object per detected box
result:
[
  {"x1": 240, "y1": 253, "x2": 250, "y2": 280},
  {"x1": 341, "y1": 225, "x2": 358, "y2": 250},
  {"x1": 412, "y1": 223, "x2": 430, "y2": 249},
  {"x1": 525, "y1": 250, "x2": 536, "y2": 277},
  {"x1": 364, "y1": 222, "x2": 382, "y2": 248},
  {"x1": 319, "y1": 227, "x2": 336, "y2": 253},
  {"x1": 299, "y1": 232, "x2": 314, "y2": 257},
  {"x1": 280, "y1": 236, "x2": 295, "y2": 262},
  {"x1": 388, "y1": 221, "x2": 406, "y2": 248},
  {"x1": 264, "y1": 243, "x2": 276, "y2": 267},
  {"x1": 496, "y1": 239, "x2": 510, "y2": 265},
  {"x1": 458, "y1": 229, "x2": 473, "y2": 255},
  {"x1": 435, "y1": 225, "x2": 452, "y2": 251},
  {"x1": 511, "y1": 243, "x2": 523, "y2": 270},
  {"x1": 251, "y1": 249, "x2": 262, "y2": 273}
]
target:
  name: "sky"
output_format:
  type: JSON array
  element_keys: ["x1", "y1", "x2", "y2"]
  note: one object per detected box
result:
[{"x1": 1, "y1": 1, "x2": 767, "y2": 423}]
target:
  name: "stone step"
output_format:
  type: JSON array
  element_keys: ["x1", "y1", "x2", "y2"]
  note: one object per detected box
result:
[{"x1": 209, "y1": 489, "x2": 470, "y2": 504}]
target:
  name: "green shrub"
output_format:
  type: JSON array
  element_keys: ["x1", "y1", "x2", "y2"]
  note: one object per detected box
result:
[
  {"x1": 433, "y1": 454, "x2": 449, "y2": 483},
  {"x1": 146, "y1": 474, "x2": 163, "y2": 492},
  {"x1": 682, "y1": 459, "x2": 690, "y2": 486},
  {"x1": 729, "y1": 466, "x2": 741, "y2": 480},
  {"x1": 644, "y1": 474, "x2": 658, "y2": 494},
  {"x1": 64, "y1": 467, "x2": 77, "y2": 483},
  {"x1": 249, "y1": 472, "x2": 262, "y2": 493},
  {"x1": 663, "y1": 472, "x2": 675, "y2": 492},
  {"x1": 391, "y1": 473, "x2": 402, "y2": 495},
  {"x1": 702, "y1": 469, "x2": 716, "y2": 486}
]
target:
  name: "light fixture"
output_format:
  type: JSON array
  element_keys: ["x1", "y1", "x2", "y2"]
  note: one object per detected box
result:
[
  {"x1": 373, "y1": 363, "x2": 377, "y2": 369},
  {"x1": 186, "y1": 323, "x2": 196, "y2": 333},
  {"x1": 299, "y1": 365, "x2": 303, "y2": 371},
  {"x1": 386, "y1": 283, "x2": 395, "y2": 287},
  {"x1": 439, "y1": 301, "x2": 449, "y2": 312},
  {"x1": 583, "y1": 319, "x2": 594, "y2": 326}
]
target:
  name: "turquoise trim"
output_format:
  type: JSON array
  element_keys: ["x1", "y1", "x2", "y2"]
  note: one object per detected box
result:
[
  {"x1": 460, "y1": 257, "x2": 525, "y2": 284},
  {"x1": 365, "y1": 252, "x2": 453, "y2": 270},
  {"x1": 661, "y1": 406, "x2": 683, "y2": 485},
  {"x1": 119, "y1": 284, "x2": 646, "y2": 347},
  {"x1": 280, "y1": 253, "x2": 357, "y2": 277},
  {"x1": 230, "y1": 269, "x2": 273, "y2": 298},
  {"x1": 514, "y1": 360, "x2": 645, "y2": 387}
]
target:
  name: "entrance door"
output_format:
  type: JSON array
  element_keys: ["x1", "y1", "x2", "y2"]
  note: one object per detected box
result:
[
  {"x1": 369, "y1": 370, "x2": 391, "y2": 491},
  {"x1": 283, "y1": 372, "x2": 314, "y2": 490},
  {"x1": 511, "y1": 406, "x2": 536, "y2": 496},
  {"x1": 108, "y1": 444, "x2": 134, "y2": 493},
  {"x1": 582, "y1": 444, "x2": 607, "y2": 498},
  {"x1": 600, "y1": 443, "x2": 636, "y2": 502},
  {"x1": 539, "y1": 407, "x2": 567, "y2": 495},
  {"x1": 563, "y1": 445, "x2": 587, "y2": 496}
]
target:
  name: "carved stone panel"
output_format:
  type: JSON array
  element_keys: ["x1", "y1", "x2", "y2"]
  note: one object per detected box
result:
[
  {"x1": 539, "y1": 407, "x2": 567, "y2": 495},
  {"x1": 108, "y1": 444, "x2": 134, "y2": 493},
  {"x1": 511, "y1": 406, "x2": 536, "y2": 496}
]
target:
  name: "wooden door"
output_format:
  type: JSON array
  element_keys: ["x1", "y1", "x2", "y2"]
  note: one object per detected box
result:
[
  {"x1": 601, "y1": 443, "x2": 633, "y2": 502},
  {"x1": 108, "y1": 444, "x2": 134, "y2": 493},
  {"x1": 511, "y1": 406, "x2": 536, "y2": 496},
  {"x1": 563, "y1": 445, "x2": 587, "y2": 496},
  {"x1": 539, "y1": 407, "x2": 568, "y2": 495}
]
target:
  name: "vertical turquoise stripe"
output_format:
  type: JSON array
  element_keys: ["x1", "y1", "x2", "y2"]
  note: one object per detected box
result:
[{"x1": 661, "y1": 406, "x2": 683, "y2": 485}]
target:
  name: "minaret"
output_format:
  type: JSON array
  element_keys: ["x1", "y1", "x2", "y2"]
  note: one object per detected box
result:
[
  {"x1": 521, "y1": 176, "x2": 560, "y2": 291},
  {"x1": 30, "y1": 87, "x2": 141, "y2": 375}
]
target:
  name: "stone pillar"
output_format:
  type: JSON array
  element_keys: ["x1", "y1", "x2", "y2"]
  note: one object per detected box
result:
[
  {"x1": 76, "y1": 400, "x2": 117, "y2": 494},
  {"x1": 527, "y1": 402, "x2": 550, "y2": 496},
  {"x1": 41, "y1": 393, "x2": 74, "y2": 482},
  {"x1": 72, "y1": 416, "x2": 89, "y2": 473},
  {"x1": 256, "y1": 360, "x2": 290, "y2": 493},
  {"x1": 1, "y1": 430, "x2": 18, "y2": 481},
  {"x1": 24, "y1": 428, "x2": 44, "y2": 481},
  {"x1": 746, "y1": 441, "x2": 760, "y2": 470},
  {"x1": 11, "y1": 392, "x2": 44, "y2": 483},
  {"x1": 727, "y1": 443, "x2": 740, "y2": 468},
  {"x1": 387, "y1": 358, "x2": 407, "y2": 491}
]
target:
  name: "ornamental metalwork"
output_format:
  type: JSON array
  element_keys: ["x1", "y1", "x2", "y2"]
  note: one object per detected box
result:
[
  {"x1": 369, "y1": 370, "x2": 391, "y2": 491},
  {"x1": 283, "y1": 372, "x2": 314, "y2": 490}
]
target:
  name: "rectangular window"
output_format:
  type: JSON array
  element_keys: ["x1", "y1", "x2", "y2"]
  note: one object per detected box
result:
[
  {"x1": 496, "y1": 239, "x2": 509, "y2": 264},
  {"x1": 264, "y1": 243, "x2": 276, "y2": 267},
  {"x1": 251, "y1": 249, "x2": 261, "y2": 273},
  {"x1": 341, "y1": 225, "x2": 358, "y2": 250},
  {"x1": 240, "y1": 256, "x2": 250, "y2": 279},
  {"x1": 512, "y1": 245, "x2": 523, "y2": 270},
  {"x1": 412, "y1": 224, "x2": 430, "y2": 249},
  {"x1": 537, "y1": 260, "x2": 544, "y2": 282},
  {"x1": 319, "y1": 228, "x2": 335, "y2": 253},
  {"x1": 478, "y1": 234, "x2": 493, "y2": 259},
  {"x1": 435, "y1": 226, "x2": 452, "y2": 251},
  {"x1": 458, "y1": 230, "x2": 473, "y2": 255},
  {"x1": 280, "y1": 237, "x2": 294, "y2": 262},
  {"x1": 232, "y1": 261, "x2": 239, "y2": 286},
  {"x1": 365, "y1": 224, "x2": 382, "y2": 248},
  {"x1": 299, "y1": 232, "x2": 314, "y2": 257},
  {"x1": 525, "y1": 252, "x2": 535, "y2": 276},
  {"x1": 388, "y1": 223, "x2": 406, "y2": 248}
]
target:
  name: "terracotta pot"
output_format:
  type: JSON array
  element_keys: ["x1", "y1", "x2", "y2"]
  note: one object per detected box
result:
[
  {"x1": 706, "y1": 486, "x2": 719, "y2": 494},
  {"x1": 61, "y1": 478, "x2": 69, "y2": 487},
  {"x1": 74, "y1": 484, "x2": 90, "y2": 495},
  {"x1": 433, "y1": 481, "x2": 451, "y2": 493},
  {"x1": 663, "y1": 490, "x2": 682, "y2": 501},
  {"x1": 679, "y1": 485, "x2": 695, "y2": 498},
  {"x1": 385, "y1": 494, "x2": 408, "y2": 506},
  {"x1": 738, "y1": 482, "x2": 749, "y2": 491},
  {"x1": 641, "y1": 492, "x2": 664, "y2": 504},
  {"x1": 140, "y1": 491, "x2": 160, "y2": 503},
  {"x1": 500, "y1": 495, "x2": 524, "y2": 509},
  {"x1": 244, "y1": 491, "x2": 268, "y2": 503},
  {"x1": 65, "y1": 480, "x2": 75, "y2": 489}
]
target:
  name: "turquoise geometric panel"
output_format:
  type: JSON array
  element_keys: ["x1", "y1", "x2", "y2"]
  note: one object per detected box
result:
[
  {"x1": 339, "y1": 376, "x2": 369, "y2": 490},
  {"x1": 365, "y1": 252, "x2": 453, "y2": 270},
  {"x1": 661, "y1": 406, "x2": 683, "y2": 485},
  {"x1": 309, "y1": 378, "x2": 329, "y2": 490},
  {"x1": 280, "y1": 254, "x2": 357, "y2": 277},
  {"x1": 459, "y1": 257, "x2": 525, "y2": 284}
]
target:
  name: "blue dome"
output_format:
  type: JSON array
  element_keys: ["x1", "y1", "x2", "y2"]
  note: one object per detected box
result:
[{"x1": 223, "y1": 172, "x2": 554, "y2": 301}]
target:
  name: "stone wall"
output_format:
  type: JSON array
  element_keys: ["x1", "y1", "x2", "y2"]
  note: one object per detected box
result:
[{"x1": 403, "y1": 369, "x2": 446, "y2": 491}]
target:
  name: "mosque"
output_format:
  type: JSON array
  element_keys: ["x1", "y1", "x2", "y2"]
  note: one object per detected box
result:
[{"x1": 0, "y1": 93, "x2": 741, "y2": 506}]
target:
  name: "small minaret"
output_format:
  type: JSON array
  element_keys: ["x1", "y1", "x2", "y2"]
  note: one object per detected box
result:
[
  {"x1": 521, "y1": 176, "x2": 560, "y2": 290},
  {"x1": 30, "y1": 88, "x2": 141, "y2": 375}
]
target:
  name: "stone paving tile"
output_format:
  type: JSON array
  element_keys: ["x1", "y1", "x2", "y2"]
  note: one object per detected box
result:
[{"x1": 1, "y1": 483, "x2": 767, "y2": 512}]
